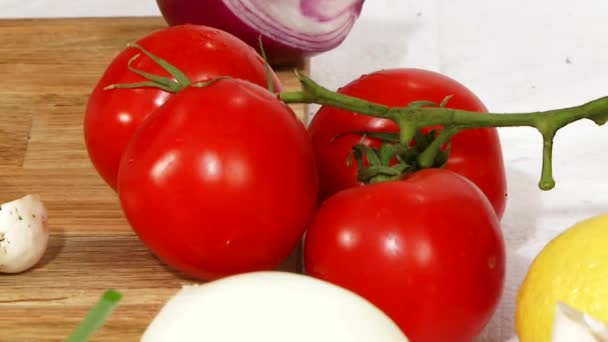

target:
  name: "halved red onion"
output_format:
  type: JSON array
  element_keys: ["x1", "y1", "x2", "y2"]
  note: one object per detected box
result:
[{"x1": 156, "y1": 0, "x2": 365, "y2": 65}]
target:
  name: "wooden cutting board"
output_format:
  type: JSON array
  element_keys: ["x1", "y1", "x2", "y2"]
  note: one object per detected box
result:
[{"x1": 0, "y1": 16, "x2": 308, "y2": 341}]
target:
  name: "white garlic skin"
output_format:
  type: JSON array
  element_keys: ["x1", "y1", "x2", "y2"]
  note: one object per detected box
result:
[
  {"x1": 0, "y1": 194, "x2": 49, "y2": 273},
  {"x1": 551, "y1": 301, "x2": 608, "y2": 342}
]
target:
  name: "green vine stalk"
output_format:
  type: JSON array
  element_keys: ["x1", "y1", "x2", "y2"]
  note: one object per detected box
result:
[
  {"x1": 106, "y1": 43, "x2": 608, "y2": 191},
  {"x1": 279, "y1": 71, "x2": 608, "y2": 190}
]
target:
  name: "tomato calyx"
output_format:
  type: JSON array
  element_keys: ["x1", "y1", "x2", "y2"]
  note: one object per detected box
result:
[
  {"x1": 348, "y1": 129, "x2": 451, "y2": 184},
  {"x1": 104, "y1": 43, "x2": 193, "y2": 93},
  {"x1": 105, "y1": 39, "x2": 278, "y2": 96},
  {"x1": 342, "y1": 97, "x2": 454, "y2": 184}
]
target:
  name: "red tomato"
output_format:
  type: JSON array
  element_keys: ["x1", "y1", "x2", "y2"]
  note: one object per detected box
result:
[
  {"x1": 308, "y1": 68, "x2": 507, "y2": 219},
  {"x1": 303, "y1": 169, "x2": 505, "y2": 342},
  {"x1": 84, "y1": 24, "x2": 282, "y2": 191},
  {"x1": 117, "y1": 79, "x2": 317, "y2": 280}
]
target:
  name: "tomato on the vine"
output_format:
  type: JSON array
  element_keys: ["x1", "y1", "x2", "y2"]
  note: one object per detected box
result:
[
  {"x1": 84, "y1": 24, "x2": 282, "y2": 191},
  {"x1": 307, "y1": 68, "x2": 507, "y2": 218},
  {"x1": 117, "y1": 79, "x2": 317, "y2": 280},
  {"x1": 303, "y1": 168, "x2": 506, "y2": 342}
]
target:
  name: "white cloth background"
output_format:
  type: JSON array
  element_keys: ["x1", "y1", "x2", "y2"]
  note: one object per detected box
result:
[{"x1": 2, "y1": 1, "x2": 607, "y2": 341}]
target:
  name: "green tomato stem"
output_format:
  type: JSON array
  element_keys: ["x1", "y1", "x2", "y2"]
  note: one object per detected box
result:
[
  {"x1": 257, "y1": 35, "x2": 276, "y2": 94},
  {"x1": 416, "y1": 127, "x2": 459, "y2": 169},
  {"x1": 540, "y1": 131, "x2": 557, "y2": 190},
  {"x1": 280, "y1": 70, "x2": 393, "y2": 117},
  {"x1": 279, "y1": 72, "x2": 608, "y2": 190}
]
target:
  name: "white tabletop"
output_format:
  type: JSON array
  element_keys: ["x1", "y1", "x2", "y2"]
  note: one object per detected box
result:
[{"x1": 2, "y1": 1, "x2": 608, "y2": 341}]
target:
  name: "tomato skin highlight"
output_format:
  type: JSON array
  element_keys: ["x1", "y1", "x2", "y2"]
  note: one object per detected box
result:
[
  {"x1": 84, "y1": 24, "x2": 282, "y2": 191},
  {"x1": 308, "y1": 68, "x2": 507, "y2": 219},
  {"x1": 117, "y1": 79, "x2": 317, "y2": 280},
  {"x1": 303, "y1": 169, "x2": 506, "y2": 342}
]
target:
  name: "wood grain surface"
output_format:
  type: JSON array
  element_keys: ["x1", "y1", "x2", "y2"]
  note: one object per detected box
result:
[{"x1": 0, "y1": 16, "x2": 308, "y2": 341}]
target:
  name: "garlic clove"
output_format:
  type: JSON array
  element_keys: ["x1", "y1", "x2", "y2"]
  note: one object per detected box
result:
[
  {"x1": 0, "y1": 194, "x2": 49, "y2": 274},
  {"x1": 551, "y1": 301, "x2": 608, "y2": 342}
]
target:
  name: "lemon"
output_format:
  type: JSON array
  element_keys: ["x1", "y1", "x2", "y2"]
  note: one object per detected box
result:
[{"x1": 515, "y1": 213, "x2": 608, "y2": 342}]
